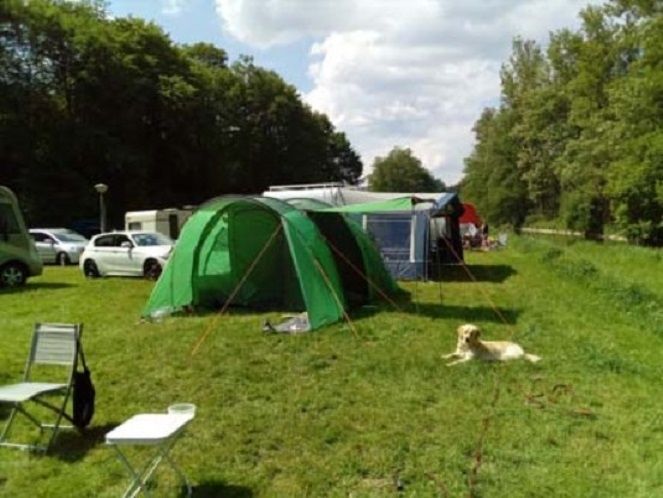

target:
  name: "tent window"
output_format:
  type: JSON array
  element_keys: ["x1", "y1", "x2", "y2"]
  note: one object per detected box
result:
[
  {"x1": 365, "y1": 214, "x2": 411, "y2": 262},
  {"x1": 199, "y1": 216, "x2": 229, "y2": 276}
]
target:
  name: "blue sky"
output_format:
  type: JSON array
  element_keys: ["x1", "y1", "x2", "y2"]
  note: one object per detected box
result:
[{"x1": 106, "y1": 0, "x2": 598, "y2": 184}]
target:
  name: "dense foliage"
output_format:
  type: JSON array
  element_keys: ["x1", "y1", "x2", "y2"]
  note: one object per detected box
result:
[
  {"x1": 462, "y1": 0, "x2": 662, "y2": 245},
  {"x1": 0, "y1": 0, "x2": 362, "y2": 228},
  {"x1": 368, "y1": 147, "x2": 445, "y2": 192}
]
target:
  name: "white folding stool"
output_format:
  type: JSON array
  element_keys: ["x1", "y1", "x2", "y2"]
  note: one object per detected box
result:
[{"x1": 105, "y1": 413, "x2": 194, "y2": 498}]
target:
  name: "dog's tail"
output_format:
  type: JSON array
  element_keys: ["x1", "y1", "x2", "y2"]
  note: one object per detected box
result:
[{"x1": 524, "y1": 353, "x2": 541, "y2": 363}]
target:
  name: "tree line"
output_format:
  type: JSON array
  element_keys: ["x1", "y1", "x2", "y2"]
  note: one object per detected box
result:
[
  {"x1": 461, "y1": 0, "x2": 662, "y2": 245},
  {"x1": 0, "y1": 0, "x2": 362, "y2": 228}
]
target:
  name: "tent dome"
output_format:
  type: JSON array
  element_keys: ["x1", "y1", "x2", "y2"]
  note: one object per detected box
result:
[{"x1": 143, "y1": 196, "x2": 397, "y2": 330}]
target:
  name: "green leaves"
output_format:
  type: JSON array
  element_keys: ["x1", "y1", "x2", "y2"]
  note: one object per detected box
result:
[
  {"x1": 462, "y1": 0, "x2": 662, "y2": 245},
  {"x1": 368, "y1": 147, "x2": 445, "y2": 193}
]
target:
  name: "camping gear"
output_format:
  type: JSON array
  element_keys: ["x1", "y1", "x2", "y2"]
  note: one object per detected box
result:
[
  {"x1": 317, "y1": 194, "x2": 465, "y2": 279},
  {"x1": 143, "y1": 196, "x2": 397, "y2": 330},
  {"x1": 72, "y1": 340, "x2": 95, "y2": 429},
  {"x1": 167, "y1": 403, "x2": 196, "y2": 416},
  {"x1": 263, "y1": 312, "x2": 311, "y2": 334},
  {"x1": 0, "y1": 323, "x2": 85, "y2": 451},
  {"x1": 106, "y1": 412, "x2": 195, "y2": 497},
  {"x1": 265, "y1": 185, "x2": 466, "y2": 279}
]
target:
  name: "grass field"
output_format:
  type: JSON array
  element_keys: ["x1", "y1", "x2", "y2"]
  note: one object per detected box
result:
[{"x1": 1, "y1": 235, "x2": 662, "y2": 497}]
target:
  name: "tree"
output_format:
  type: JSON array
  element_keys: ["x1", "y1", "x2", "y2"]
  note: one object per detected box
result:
[
  {"x1": 0, "y1": 0, "x2": 362, "y2": 228},
  {"x1": 462, "y1": 108, "x2": 530, "y2": 228},
  {"x1": 603, "y1": 2, "x2": 663, "y2": 244},
  {"x1": 462, "y1": 0, "x2": 662, "y2": 245},
  {"x1": 554, "y1": 6, "x2": 620, "y2": 239},
  {"x1": 503, "y1": 39, "x2": 567, "y2": 218},
  {"x1": 368, "y1": 147, "x2": 445, "y2": 192}
]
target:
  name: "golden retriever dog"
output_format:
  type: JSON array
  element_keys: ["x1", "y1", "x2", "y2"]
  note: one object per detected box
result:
[{"x1": 443, "y1": 324, "x2": 541, "y2": 366}]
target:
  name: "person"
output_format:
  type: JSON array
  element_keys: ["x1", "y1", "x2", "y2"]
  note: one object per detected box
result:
[
  {"x1": 463, "y1": 223, "x2": 478, "y2": 249},
  {"x1": 480, "y1": 223, "x2": 490, "y2": 250}
]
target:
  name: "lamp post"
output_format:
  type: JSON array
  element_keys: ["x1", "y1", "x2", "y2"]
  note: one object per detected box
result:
[{"x1": 94, "y1": 183, "x2": 108, "y2": 233}]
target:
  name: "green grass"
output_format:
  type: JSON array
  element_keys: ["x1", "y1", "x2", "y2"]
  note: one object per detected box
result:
[{"x1": 1, "y1": 236, "x2": 663, "y2": 497}]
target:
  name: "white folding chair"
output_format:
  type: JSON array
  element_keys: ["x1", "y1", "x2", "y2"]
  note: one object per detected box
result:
[{"x1": 0, "y1": 323, "x2": 82, "y2": 452}]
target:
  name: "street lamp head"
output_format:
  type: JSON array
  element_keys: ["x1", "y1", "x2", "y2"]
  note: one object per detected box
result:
[{"x1": 94, "y1": 183, "x2": 108, "y2": 194}]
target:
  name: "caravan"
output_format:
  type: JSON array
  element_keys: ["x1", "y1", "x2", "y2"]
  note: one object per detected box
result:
[
  {"x1": 0, "y1": 186, "x2": 43, "y2": 287},
  {"x1": 124, "y1": 208, "x2": 194, "y2": 240}
]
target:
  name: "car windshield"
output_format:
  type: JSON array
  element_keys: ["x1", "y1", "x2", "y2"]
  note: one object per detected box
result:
[
  {"x1": 131, "y1": 233, "x2": 173, "y2": 246},
  {"x1": 52, "y1": 230, "x2": 87, "y2": 243}
]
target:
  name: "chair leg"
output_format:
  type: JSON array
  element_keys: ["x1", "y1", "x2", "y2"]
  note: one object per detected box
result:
[
  {"x1": 0, "y1": 404, "x2": 46, "y2": 451},
  {"x1": 32, "y1": 387, "x2": 73, "y2": 452},
  {"x1": 0, "y1": 404, "x2": 19, "y2": 443},
  {"x1": 0, "y1": 391, "x2": 73, "y2": 452},
  {"x1": 44, "y1": 391, "x2": 72, "y2": 452}
]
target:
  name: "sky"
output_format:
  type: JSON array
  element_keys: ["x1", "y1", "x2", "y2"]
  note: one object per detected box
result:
[{"x1": 107, "y1": 0, "x2": 599, "y2": 185}]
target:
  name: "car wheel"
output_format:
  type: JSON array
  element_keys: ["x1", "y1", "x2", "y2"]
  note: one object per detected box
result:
[
  {"x1": 57, "y1": 252, "x2": 70, "y2": 266},
  {"x1": 143, "y1": 259, "x2": 162, "y2": 280},
  {"x1": 0, "y1": 262, "x2": 27, "y2": 288},
  {"x1": 83, "y1": 260, "x2": 100, "y2": 278}
]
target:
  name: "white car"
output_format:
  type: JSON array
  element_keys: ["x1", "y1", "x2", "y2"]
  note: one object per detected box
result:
[
  {"x1": 29, "y1": 228, "x2": 88, "y2": 265},
  {"x1": 79, "y1": 231, "x2": 173, "y2": 279}
]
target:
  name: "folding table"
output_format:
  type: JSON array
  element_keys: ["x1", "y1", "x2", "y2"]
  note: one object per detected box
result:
[{"x1": 105, "y1": 413, "x2": 194, "y2": 498}]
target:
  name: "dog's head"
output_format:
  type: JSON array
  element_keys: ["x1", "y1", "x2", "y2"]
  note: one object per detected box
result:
[{"x1": 456, "y1": 324, "x2": 481, "y2": 350}]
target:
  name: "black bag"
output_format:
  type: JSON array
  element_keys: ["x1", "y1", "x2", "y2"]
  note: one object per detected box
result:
[{"x1": 72, "y1": 343, "x2": 95, "y2": 429}]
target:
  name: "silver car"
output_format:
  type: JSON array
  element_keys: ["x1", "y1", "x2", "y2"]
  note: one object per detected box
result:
[{"x1": 29, "y1": 228, "x2": 89, "y2": 265}]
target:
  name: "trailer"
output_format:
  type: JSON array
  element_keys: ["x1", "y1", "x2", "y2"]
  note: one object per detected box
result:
[{"x1": 124, "y1": 208, "x2": 194, "y2": 239}]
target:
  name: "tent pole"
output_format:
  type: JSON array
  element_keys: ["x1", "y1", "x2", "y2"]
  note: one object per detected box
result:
[
  {"x1": 311, "y1": 258, "x2": 359, "y2": 339},
  {"x1": 436, "y1": 231, "x2": 443, "y2": 306},
  {"x1": 282, "y1": 218, "x2": 360, "y2": 338},
  {"x1": 320, "y1": 235, "x2": 402, "y2": 312},
  {"x1": 191, "y1": 223, "x2": 284, "y2": 355},
  {"x1": 412, "y1": 204, "x2": 419, "y2": 314},
  {"x1": 438, "y1": 235, "x2": 515, "y2": 334}
]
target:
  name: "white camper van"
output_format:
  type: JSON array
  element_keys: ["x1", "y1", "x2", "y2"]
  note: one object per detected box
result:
[
  {"x1": 0, "y1": 186, "x2": 43, "y2": 286},
  {"x1": 124, "y1": 208, "x2": 193, "y2": 240}
]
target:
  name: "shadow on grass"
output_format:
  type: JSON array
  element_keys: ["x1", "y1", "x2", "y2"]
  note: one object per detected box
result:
[
  {"x1": 0, "y1": 282, "x2": 76, "y2": 294},
  {"x1": 419, "y1": 303, "x2": 520, "y2": 324},
  {"x1": 50, "y1": 422, "x2": 120, "y2": 462},
  {"x1": 353, "y1": 302, "x2": 520, "y2": 324},
  {"x1": 435, "y1": 264, "x2": 517, "y2": 283},
  {"x1": 0, "y1": 404, "x2": 11, "y2": 419},
  {"x1": 191, "y1": 481, "x2": 254, "y2": 497}
]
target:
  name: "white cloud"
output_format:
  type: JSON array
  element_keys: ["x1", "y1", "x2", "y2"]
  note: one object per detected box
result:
[
  {"x1": 162, "y1": 0, "x2": 190, "y2": 16},
  {"x1": 215, "y1": 0, "x2": 599, "y2": 184}
]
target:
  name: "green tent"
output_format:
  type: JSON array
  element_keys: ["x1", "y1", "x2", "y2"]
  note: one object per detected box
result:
[
  {"x1": 143, "y1": 196, "x2": 397, "y2": 330},
  {"x1": 284, "y1": 198, "x2": 398, "y2": 303}
]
